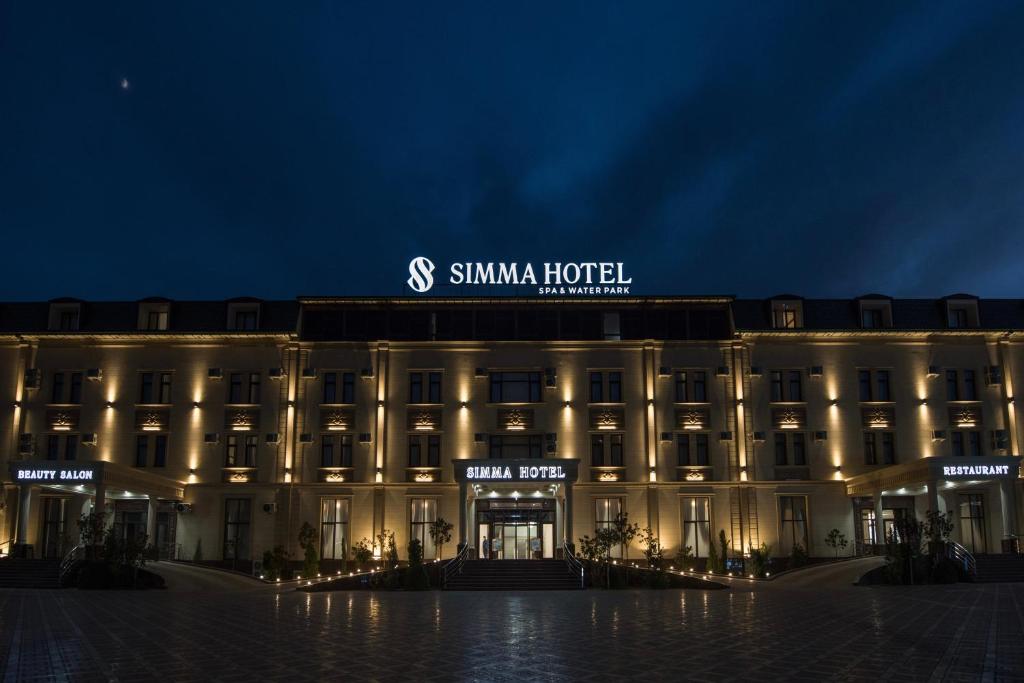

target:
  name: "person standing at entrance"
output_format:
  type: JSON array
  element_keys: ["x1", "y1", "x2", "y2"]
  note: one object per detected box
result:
[{"x1": 481, "y1": 536, "x2": 489, "y2": 560}]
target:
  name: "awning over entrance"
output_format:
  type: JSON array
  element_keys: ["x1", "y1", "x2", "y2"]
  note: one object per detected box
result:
[
  {"x1": 845, "y1": 455, "x2": 1021, "y2": 497},
  {"x1": 9, "y1": 460, "x2": 185, "y2": 500}
]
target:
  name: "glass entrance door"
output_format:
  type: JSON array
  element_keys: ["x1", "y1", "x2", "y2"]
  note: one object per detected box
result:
[
  {"x1": 41, "y1": 498, "x2": 68, "y2": 559},
  {"x1": 476, "y1": 499, "x2": 555, "y2": 559},
  {"x1": 493, "y1": 522, "x2": 539, "y2": 559},
  {"x1": 958, "y1": 494, "x2": 987, "y2": 554}
]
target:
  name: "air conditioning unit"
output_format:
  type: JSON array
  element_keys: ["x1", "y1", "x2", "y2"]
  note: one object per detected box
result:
[
  {"x1": 752, "y1": 431, "x2": 765, "y2": 443},
  {"x1": 360, "y1": 367, "x2": 374, "y2": 379},
  {"x1": 358, "y1": 432, "x2": 372, "y2": 444},
  {"x1": 931, "y1": 430, "x2": 947, "y2": 442},
  {"x1": 23, "y1": 369, "x2": 40, "y2": 390},
  {"x1": 17, "y1": 433, "x2": 34, "y2": 455},
  {"x1": 301, "y1": 367, "x2": 318, "y2": 379},
  {"x1": 204, "y1": 433, "x2": 220, "y2": 444},
  {"x1": 715, "y1": 366, "x2": 730, "y2": 377},
  {"x1": 926, "y1": 365, "x2": 941, "y2": 378},
  {"x1": 749, "y1": 366, "x2": 763, "y2": 378},
  {"x1": 85, "y1": 368, "x2": 102, "y2": 381},
  {"x1": 985, "y1": 366, "x2": 1003, "y2": 386},
  {"x1": 808, "y1": 366, "x2": 824, "y2": 378},
  {"x1": 175, "y1": 503, "x2": 193, "y2": 514},
  {"x1": 268, "y1": 367, "x2": 286, "y2": 380},
  {"x1": 474, "y1": 367, "x2": 488, "y2": 378},
  {"x1": 474, "y1": 433, "x2": 487, "y2": 444},
  {"x1": 660, "y1": 432, "x2": 673, "y2": 442},
  {"x1": 81, "y1": 433, "x2": 98, "y2": 446},
  {"x1": 265, "y1": 433, "x2": 281, "y2": 445},
  {"x1": 992, "y1": 429, "x2": 1009, "y2": 451},
  {"x1": 658, "y1": 366, "x2": 671, "y2": 377},
  {"x1": 813, "y1": 431, "x2": 828, "y2": 442},
  {"x1": 299, "y1": 433, "x2": 314, "y2": 443},
  {"x1": 208, "y1": 368, "x2": 223, "y2": 380},
  {"x1": 719, "y1": 431, "x2": 733, "y2": 441},
  {"x1": 544, "y1": 368, "x2": 557, "y2": 388},
  {"x1": 262, "y1": 503, "x2": 278, "y2": 514}
]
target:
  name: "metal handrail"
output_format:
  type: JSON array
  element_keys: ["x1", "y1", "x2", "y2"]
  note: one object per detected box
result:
[
  {"x1": 0, "y1": 539, "x2": 12, "y2": 557},
  {"x1": 945, "y1": 541, "x2": 977, "y2": 578},
  {"x1": 58, "y1": 544, "x2": 84, "y2": 585},
  {"x1": 442, "y1": 542, "x2": 471, "y2": 588},
  {"x1": 563, "y1": 539, "x2": 585, "y2": 588}
]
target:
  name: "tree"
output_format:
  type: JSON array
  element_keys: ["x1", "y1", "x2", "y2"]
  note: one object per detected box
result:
[
  {"x1": 824, "y1": 528, "x2": 849, "y2": 559},
  {"x1": 717, "y1": 530, "x2": 730, "y2": 573},
  {"x1": 405, "y1": 538, "x2": 430, "y2": 590},
  {"x1": 674, "y1": 544, "x2": 694, "y2": 570},
  {"x1": 352, "y1": 538, "x2": 373, "y2": 567},
  {"x1": 298, "y1": 521, "x2": 320, "y2": 577},
  {"x1": 610, "y1": 513, "x2": 640, "y2": 560},
  {"x1": 376, "y1": 530, "x2": 398, "y2": 565},
  {"x1": 578, "y1": 532, "x2": 613, "y2": 588},
  {"x1": 78, "y1": 510, "x2": 107, "y2": 559},
  {"x1": 428, "y1": 518, "x2": 454, "y2": 559},
  {"x1": 749, "y1": 542, "x2": 772, "y2": 578},
  {"x1": 639, "y1": 527, "x2": 663, "y2": 569},
  {"x1": 707, "y1": 535, "x2": 719, "y2": 574},
  {"x1": 923, "y1": 510, "x2": 954, "y2": 545}
]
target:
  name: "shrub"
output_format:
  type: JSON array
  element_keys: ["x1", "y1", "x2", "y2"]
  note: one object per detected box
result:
[
  {"x1": 717, "y1": 530, "x2": 729, "y2": 573},
  {"x1": 193, "y1": 539, "x2": 203, "y2": 562},
  {"x1": 639, "y1": 527, "x2": 664, "y2": 569},
  {"x1": 931, "y1": 557, "x2": 960, "y2": 584},
  {"x1": 789, "y1": 543, "x2": 809, "y2": 569},
  {"x1": 748, "y1": 542, "x2": 772, "y2": 578},
  {"x1": 352, "y1": 538, "x2": 374, "y2": 566},
  {"x1": 707, "y1": 535, "x2": 720, "y2": 574},
  {"x1": 298, "y1": 522, "x2": 320, "y2": 578},
  {"x1": 674, "y1": 544, "x2": 694, "y2": 570},
  {"x1": 405, "y1": 538, "x2": 430, "y2": 590},
  {"x1": 262, "y1": 546, "x2": 291, "y2": 580}
]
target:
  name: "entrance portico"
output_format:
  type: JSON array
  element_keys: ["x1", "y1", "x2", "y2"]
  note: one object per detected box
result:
[
  {"x1": 453, "y1": 458, "x2": 579, "y2": 558},
  {"x1": 846, "y1": 455, "x2": 1021, "y2": 554},
  {"x1": 7, "y1": 460, "x2": 184, "y2": 559}
]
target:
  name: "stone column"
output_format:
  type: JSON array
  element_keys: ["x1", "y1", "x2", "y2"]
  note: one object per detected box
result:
[
  {"x1": 14, "y1": 484, "x2": 32, "y2": 557},
  {"x1": 1000, "y1": 478, "x2": 1018, "y2": 549},
  {"x1": 458, "y1": 480, "x2": 467, "y2": 551},
  {"x1": 564, "y1": 482, "x2": 574, "y2": 550},
  {"x1": 926, "y1": 479, "x2": 940, "y2": 516},
  {"x1": 873, "y1": 490, "x2": 885, "y2": 550},
  {"x1": 146, "y1": 497, "x2": 157, "y2": 547}
]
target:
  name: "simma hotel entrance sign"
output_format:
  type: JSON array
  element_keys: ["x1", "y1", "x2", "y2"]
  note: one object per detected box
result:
[{"x1": 407, "y1": 257, "x2": 632, "y2": 295}]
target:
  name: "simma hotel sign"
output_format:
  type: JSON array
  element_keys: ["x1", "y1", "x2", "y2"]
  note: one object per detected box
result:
[{"x1": 407, "y1": 257, "x2": 632, "y2": 295}]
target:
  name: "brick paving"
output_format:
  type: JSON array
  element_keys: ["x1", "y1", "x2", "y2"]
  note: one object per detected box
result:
[{"x1": 1, "y1": 560, "x2": 1023, "y2": 681}]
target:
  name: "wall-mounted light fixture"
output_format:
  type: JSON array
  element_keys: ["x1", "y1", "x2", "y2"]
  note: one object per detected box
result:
[
  {"x1": 563, "y1": 400, "x2": 572, "y2": 408},
  {"x1": 919, "y1": 399, "x2": 928, "y2": 406},
  {"x1": 829, "y1": 399, "x2": 839, "y2": 407},
  {"x1": 105, "y1": 401, "x2": 114, "y2": 409},
  {"x1": 459, "y1": 401, "x2": 468, "y2": 410},
  {"x1": 192, "y1": 401, "x2": 201, "y2": 409}
]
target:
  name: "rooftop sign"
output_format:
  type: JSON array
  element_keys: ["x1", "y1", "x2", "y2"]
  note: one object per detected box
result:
[{"x1": 407, "y1": 257, "x2": 632, "y2": 295}]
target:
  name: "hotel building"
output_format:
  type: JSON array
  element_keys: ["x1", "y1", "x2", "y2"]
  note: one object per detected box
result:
[{"x1": 1, "y1": 294, "x2": 1021, "y2": 567}]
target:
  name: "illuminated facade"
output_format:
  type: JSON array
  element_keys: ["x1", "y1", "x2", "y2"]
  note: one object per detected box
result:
[{"x1": 1, "y1": 294, "x2": 1021, "y2": 565}]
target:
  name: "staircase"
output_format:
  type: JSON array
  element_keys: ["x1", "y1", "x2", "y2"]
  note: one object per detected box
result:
[
  {"x1": 444, "y1": 559, "x2": 582, "y2": 590},
  {"x1": 974, "y1": 555, "x2": 1024, "y2": 583},
  {"x1": 0, "y1": 558, "x2": 61, "y2": 588}
]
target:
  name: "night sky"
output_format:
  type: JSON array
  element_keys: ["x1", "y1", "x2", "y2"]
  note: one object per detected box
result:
[{"x1": 2, "y1": 2, "x2": 1023, "y2": 301}]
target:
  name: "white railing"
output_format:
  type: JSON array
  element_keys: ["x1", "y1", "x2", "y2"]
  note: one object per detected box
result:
[
  {"x1": 442, "y1": 542, "x2": 471, "y2": 588},
  {"x1": 563, "y1": 540, "x2": 584, "y2": 588},
  {"x1": 946, "y1": 541, "x2": 977, "y2": 578},
  {"x1": 58, "y1": 544, "x2": 85, "y2": 585}
]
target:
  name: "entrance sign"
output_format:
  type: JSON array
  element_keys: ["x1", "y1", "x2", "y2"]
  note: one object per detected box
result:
[
  {"x1": 12, "y1": 463, "x2": 97, "y2": 483},
  {"x1": 453, "y1": 458, "x2": 580, "y2": 483},
  {"x1": 407, "y1": 257, "x2": 632, "y2": 295},
  {"x1": 943, "y1": 464, "x2": 1011, "y2": 477}
]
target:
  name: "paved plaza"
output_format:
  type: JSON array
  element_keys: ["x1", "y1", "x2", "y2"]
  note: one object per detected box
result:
[{"x1": 1, "y1": 559, "x2": 1022, "y2": 681}]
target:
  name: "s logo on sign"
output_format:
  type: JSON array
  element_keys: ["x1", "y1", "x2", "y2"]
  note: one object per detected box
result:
[{"x1": 407, "y1": 257, "x2": 435, "y2": 293}]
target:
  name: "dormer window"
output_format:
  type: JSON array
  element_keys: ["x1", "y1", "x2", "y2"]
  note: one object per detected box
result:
[
  {"x1": 138, "y1": 302, "x2": 170, "y2": 330},
  {"x1": 227, "y1": 302, "x2": 260, "y2": 330},
  {"x1": 944, "y1": 297, "x2": 979, "y2": 329},
  {"x1": 770, "y1": 300, "x2": 802, "y2": 329},
  {"x1": 48, "y1": 303, "x2": 81, "y2": 331},
  {"x1": 858, "y1": 298, "x2": 892, "y2": 329}
]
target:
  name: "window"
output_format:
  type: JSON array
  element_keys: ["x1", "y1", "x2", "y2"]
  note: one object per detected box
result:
[
  {"x1": 589, "y1": 371, "x2": 623, "y2": 403},
  {"x1": 227, "y1": 373, "x2": 260, "y2": 404},
  {"x1": 676, "y1": 433, "x2": 709, "y2": 466},
  {"x1": 774, "y1": 432, "x2": 806, "y2": 466},
  {"x1": 958, "y1": 493, "x2": 987, "y2": 554},
  {"x1": 858, "y1": 369, "x2": 891, "y2": 401},
  {"x1": 602, "y1": 311, "x2": 621, "y2": 341},
  {"x1": 671, "y1": 370, "x2": 708, "y2": 402},
  {"x1": 322, "y1": 372, "x2": 355, "y2": 404},
  {"x1": 590, "y1": 433, "x2": 624, "y2": 467},
  {"x1": 153, "y1": 435, "x2": 167, "y2": 467},
  {"x1": 769, "y1": 370, "x2": 802, "y2": 402},
  {"x1": 409, "y1": 371, "x2": 442, "y2": 404},
  {"x1": 863, "y1": 431, "x2": 895, "y2": 465},
  {"x1": 950, "y1": 430, "x2": 982, "y2": 457},
  {"x1": 321, "y1": 435, "x2": 353, "y2": 467},
  {"x1": 225, "y1": 435, "x2": 238, "y2": 466},
  {"x1": 771, "y1": 301, "x2": 801, "y2": 329},
  {"x1": 489, "y1": 372, "x2": 541, "y2": 403},
  {"x1": 50, "y1": 372, "x2": 82, "y2": 404},
  {"x1": 230, "y1": 307, "x2": 258, "y2": 330},
  {"x1": 136, "y1": 435, "x2": 148, "y2": 467},
  {"x1": 146, "y1": 309, "x2": 169, "y2": 330},
  {"x1": 138, "y1": 303, "x2": 170, "y2": 330},
  {"x1": 243, "y1": 435, "x2": 258, "y2": 467},
  {"x1": 59, "y1": 309, "x2": 79, "y2": 331},
  {"x1": 320, "y1": 498, "x2": 350, "y2": 561},
  {"x1": 408, "y1": 435, "x2": 441, "y2": 467},
  {"x1": 778, "y1": 496, "x2": 808, "y2": 555},
  {"x1": 223, "y1": 499, "x2": 251, "y2": 560},
  {"x1": 595, "y1": 498, "x2": 623, "y2": 558},
  {"x1": 139, "y1": 372, "x2": 172, "y2": 404},
  {"x1": 47, "y1": 435, "x2": 78, "y2": 461},
  {"x1": 861, "y1": 308, "x2": 883, "y2": 328},
  {"x1": 64, "y1": 434, "x2": 78, "y2": 461},
  {"x1": 945, "y1": 370, "x2": 978, "y2": 402},
  {"x1": 948, "y1": 307, "x2": 968, "y2": 328},
  {"x1": 410, "y1": 498, "x2": 438, "y2": 559},
  {"x1": 681, "y1": 497, "x2": 711, "y2": 558},
  {"x1": 489, "y1": 434, "x2": 542, "y2": 459}
]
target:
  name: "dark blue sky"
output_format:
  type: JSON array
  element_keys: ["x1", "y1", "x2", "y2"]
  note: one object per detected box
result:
[{"x1": 2, "y1": 2, "x2": 1023, "y2": 300}]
